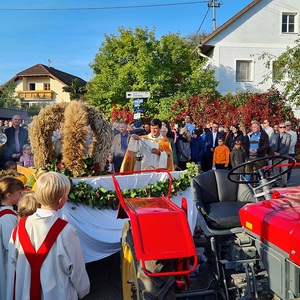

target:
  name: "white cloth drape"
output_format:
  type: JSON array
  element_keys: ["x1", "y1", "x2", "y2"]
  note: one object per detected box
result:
[{"x1": 60, "y1": 171, "x2": 197, "y2": 263}]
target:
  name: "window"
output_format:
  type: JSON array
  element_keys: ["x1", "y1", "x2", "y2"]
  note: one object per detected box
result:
[
  {"x1": 282, "y1": 13, "x2": 296, "y2": 33},
  {"x1": 43, "y1": 83, "x2": 50, "y2": 90},
  {"x1": 236, "y1": 60, "x2": 252, "y2": 82},
  {"x1": 29, "y1": 83, "x2": 36, "y2": 90},
  {"x1": 272, "y1": 61, "x2": 287, "y2": 82}
]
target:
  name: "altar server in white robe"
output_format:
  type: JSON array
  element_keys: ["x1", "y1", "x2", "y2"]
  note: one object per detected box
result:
[
  {"x1": 0, "y1": 177, "x2": 24, "y2": 299},
  {"x1": 7, "y1": 172, "x2": 90, "y2": 300},
  {"x1": 121, "y1": 118, "x2": 174, "y2": 171}
]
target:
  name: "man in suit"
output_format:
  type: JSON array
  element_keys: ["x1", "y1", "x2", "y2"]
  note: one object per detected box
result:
[
  {"x1": 203, "y1": 122, "x2": 224, "y2": 171},
  {"x1": 270, "y1": 122, "x2": 291, "y2": 187},
  {"x1": 2, "y1": 115, "x2": 28, "y2": 164}
]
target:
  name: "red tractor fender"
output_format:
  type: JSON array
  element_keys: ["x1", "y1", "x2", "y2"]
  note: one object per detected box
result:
[{"x1": 112, "y1": 169, "x2": 197, "y2": 277}]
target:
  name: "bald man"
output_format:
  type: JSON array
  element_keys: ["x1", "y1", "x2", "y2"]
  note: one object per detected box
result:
[{"x1": 2, "y1": 115, "x2": 28, "y2": 163}]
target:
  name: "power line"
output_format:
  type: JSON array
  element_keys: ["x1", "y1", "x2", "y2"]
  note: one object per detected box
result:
[
  {"x1": 0, "y1": 1, "x2": 210, "y2": 11},
  {"x1": 48, "y1": 60, "x2": 90, "y2": 70},
  {"x1": 190, "y1": 5, "x2": 211, "y2": 49}
]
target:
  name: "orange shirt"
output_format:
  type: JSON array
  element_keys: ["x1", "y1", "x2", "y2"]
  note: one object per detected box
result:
[{"x1": 213, "y1": 144, "x2": 230, "y2": 165}]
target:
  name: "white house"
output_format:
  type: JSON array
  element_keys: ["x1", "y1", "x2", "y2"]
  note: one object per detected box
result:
[{"x1": 200, "y1": 0, "x2": 300, "y2": 116}]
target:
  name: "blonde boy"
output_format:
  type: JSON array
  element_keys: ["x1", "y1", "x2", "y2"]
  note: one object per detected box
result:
[
  {"x1": 17, "y1": 192, "x2": 40, "y2": 220},
  {"x1": 7, "y1": 172, "x2": 90, "y2": 299}
]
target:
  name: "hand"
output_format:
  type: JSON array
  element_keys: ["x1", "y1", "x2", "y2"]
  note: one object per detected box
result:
[
  {"x1": 151, "y1": 148, "x2": 161, "y2": 156},
  {"x1": 132, "y1": 134, "x2": 140, "y2": 140},
  {"x1": 210, "y1": 148, "x2": 214, "y2": 152}
]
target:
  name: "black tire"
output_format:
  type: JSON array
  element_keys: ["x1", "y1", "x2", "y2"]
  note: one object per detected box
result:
[{"x1": 121, "y1": 221, "x2": 175, "y2": 300}]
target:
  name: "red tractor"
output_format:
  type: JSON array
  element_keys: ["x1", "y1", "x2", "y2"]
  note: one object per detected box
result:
[{"x1": 113, "y1": 155, "x2": 299, "y2": 300}]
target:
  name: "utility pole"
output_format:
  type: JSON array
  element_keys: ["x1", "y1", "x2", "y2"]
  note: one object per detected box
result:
[{"x1": 208, "y1": 0, "x2": 221, "y2": 31}]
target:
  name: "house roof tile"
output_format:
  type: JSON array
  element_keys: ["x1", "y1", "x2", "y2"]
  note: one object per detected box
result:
[{"x1": 15, "y1": 63, "x2": 86, "y2": 87}]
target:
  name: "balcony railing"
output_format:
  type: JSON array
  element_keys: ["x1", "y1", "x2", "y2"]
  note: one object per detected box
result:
[{"x1": 18, "y1": 90, "x2": 54, "y2": 100}]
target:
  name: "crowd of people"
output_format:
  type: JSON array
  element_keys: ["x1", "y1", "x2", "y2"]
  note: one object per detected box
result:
[
  {"x1": 2, "y1": 114, "x2": 298, "y2": 182},
  {"x1": 0, "y1": 113, "x2": 298, "y2": 299},
  {"x1": 109, "y1": 116, "x2": 298, "y2": 188}
]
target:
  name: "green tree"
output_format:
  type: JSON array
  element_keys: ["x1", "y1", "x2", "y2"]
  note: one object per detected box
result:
[
  {"x1": 62, "y1": 78, "x2": 87, "y2": 100},
  {"x1": 0, "y1": 82, "x2": 21, "y2": 109},
  {"x1": 27, "y1": 104, "x2": 42, "y2": 117},
  {"x1": 261, "y1": 37, "x2": 300, "y2": 106},
  {"x1": 87, "y1": 27, "x2": 218, "y2": 117}
]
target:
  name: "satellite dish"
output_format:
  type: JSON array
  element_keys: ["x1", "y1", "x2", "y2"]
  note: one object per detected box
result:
[{"x1": 0, "y1": 133, "x2": 7, "y2": 145}]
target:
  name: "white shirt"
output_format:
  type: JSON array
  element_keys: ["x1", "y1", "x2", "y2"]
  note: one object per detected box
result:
[
  {"x1": 7, "y1": 209, "x2": 90, "y2": 300},
  {"x1": 0, "y1": 206, "x2": 17, "y2": 299},
  {"x1": 212, "y1": 131, "x2": 217, "y2": 148}
]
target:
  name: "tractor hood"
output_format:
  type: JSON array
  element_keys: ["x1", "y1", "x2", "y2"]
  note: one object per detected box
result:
[{"x1": 240, "y1": 194, "x2": 300, "y2": 266}]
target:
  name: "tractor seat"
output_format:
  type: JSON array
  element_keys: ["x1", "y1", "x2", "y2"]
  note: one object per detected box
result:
[{"x1": 192, "y1": 169, "x2": 256, "y2": 230}]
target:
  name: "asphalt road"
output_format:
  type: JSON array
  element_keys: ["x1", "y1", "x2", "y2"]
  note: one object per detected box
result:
[
  {"x1": 82, "y1": 167, "x2": 300, "y2": 300},
  {"x1": 83, "y1": 252, "x2": 122, "y2": 300}
]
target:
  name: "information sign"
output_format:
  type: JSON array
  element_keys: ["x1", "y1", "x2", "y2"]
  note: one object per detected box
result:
[
  {"x1": 133, "y1": 113, "x2": 141, "y2": 120},
  {"x1": 132, "y1": 99, "x2": 143, "y2": 107},
  {"x1": 126, "y1": 91, "x2": 150, "y2": 99}
]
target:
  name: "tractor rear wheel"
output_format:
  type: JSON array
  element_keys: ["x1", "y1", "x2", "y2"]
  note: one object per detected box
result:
[{"x1": 121, "y1": 221, "x2": 175, "y2": 300}]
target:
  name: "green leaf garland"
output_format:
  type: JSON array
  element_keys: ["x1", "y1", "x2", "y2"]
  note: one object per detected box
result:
[{"x1": 68, "y1": 162, "x2": 198, "y2": 210}]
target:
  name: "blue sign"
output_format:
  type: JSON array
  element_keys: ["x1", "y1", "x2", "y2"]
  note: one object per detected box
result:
[
  {"x1": 132, "y1": 99, "x2": 144, "y2": 107},
  {"x1": 133, "y1": 108, "x2": 145, "y2": 113}
]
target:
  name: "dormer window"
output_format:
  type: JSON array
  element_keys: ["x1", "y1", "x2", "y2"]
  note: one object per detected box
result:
[{"x1": 282, "y1": 13, "x2": 296, "y2": 33}]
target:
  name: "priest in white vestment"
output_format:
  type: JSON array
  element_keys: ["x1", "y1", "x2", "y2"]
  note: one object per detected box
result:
[{"x1": 120, "y1": 119, "x2": 174, "y2": 171}]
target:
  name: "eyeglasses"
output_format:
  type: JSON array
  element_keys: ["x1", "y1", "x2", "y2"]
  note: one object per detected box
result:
[{"x1": 279, "y1": 126, "x2": 286, "y2": 128}]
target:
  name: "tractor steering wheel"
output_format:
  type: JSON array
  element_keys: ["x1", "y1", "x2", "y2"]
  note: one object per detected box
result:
[{"x1": 227, "y1": 155, "x2": 296, "y2": 184}]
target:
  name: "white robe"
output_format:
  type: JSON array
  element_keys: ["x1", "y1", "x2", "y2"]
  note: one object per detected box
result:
[
  {"x1": 127, "y1": 133, "x2": 168, "y2": 170},
  {"x1": 0, "y1": 206, "x2": 18, "y2": 299},
  {"x1": 7, "y1": 209, "x2": 90, "y2": 300}
]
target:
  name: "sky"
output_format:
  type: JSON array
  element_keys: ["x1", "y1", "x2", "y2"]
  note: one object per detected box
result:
[{"x1": 0, "y1": 0, "x2": 253, "y2": 85}]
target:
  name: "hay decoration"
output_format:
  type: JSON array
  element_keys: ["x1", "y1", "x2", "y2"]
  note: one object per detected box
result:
[
  {"x1": 61, "y1": 101, "x2": 89, "y2": 177},
  {"x1": 29, "y1": 101, "x2": 113, "y2": 177},
  {"x1": 29, "y1": 103, "x2": 67, "y2": 168},
  {"x1": 86, "y1": 105, "x2": 113, "y2": 170}
]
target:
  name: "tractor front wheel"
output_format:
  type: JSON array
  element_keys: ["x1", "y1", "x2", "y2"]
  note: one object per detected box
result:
[{"x1": 121, "y1": 221, "x2": 175, "y2": 300}]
